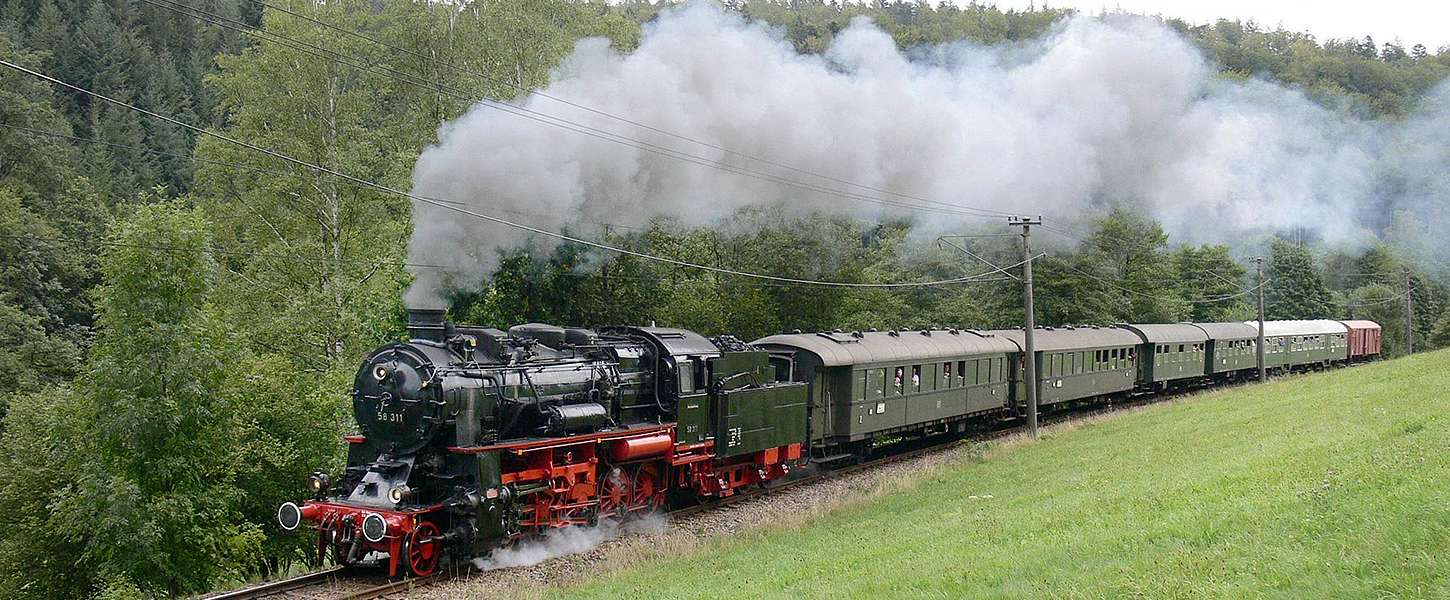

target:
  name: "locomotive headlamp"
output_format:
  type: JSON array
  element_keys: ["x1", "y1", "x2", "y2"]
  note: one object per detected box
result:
[
  {"x1": 373, "y1": 365, "x2": 389, "y2": 381},
  {"x1": 362, "y1": 512, "x2": 387, "y2": 542},
  {"x1": 388, "y1": 484, "x2": 410, "y2": 504},
  {"x1": 277, "y1": 502, "x2": 302, "y2": 531},
  {"x1": 307, "y1": 471, "x2": 330, "y2": 495}
]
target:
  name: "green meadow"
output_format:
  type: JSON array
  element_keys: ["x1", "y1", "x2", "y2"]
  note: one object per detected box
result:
[{"x1": 556, "y1": 352, "x2": 1450, "y2": 599}]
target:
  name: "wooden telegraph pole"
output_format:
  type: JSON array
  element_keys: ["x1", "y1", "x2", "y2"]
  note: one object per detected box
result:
[
  {"x1": 1406, "y1": 268, "x2": 1414, "y2": 355},
  {"x1": 1010, "y1": 216, "x2": 1042, "y2": 439},
  {"x1": 1256, "y1": 257, "x2": 1267, "y2": 382}
]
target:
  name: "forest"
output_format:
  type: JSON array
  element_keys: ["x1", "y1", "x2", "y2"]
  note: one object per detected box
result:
[{"x1": 1, "y1": 0, "x2": 1449, "y2": 597}]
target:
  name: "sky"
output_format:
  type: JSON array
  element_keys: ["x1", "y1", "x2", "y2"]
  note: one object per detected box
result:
[{"x1": 990, "y1": 0, "x2": 1450, "y2": 50}]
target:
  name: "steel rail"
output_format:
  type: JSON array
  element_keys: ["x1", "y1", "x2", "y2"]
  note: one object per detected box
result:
[{"x1": 200, "y1": 567, "x2": 345, "y2": 600}]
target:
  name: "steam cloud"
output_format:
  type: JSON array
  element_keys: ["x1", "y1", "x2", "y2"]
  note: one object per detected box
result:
[
  {"x1": 405, "y1": 1, "x2": 1450, "y2": 307},
  {"x1": 471, "y1": 514, "x2": 668, "y2": 571}
]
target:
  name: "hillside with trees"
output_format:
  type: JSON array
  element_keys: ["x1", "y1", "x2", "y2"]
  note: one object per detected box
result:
[{"x1": 0, "y1": 1, "x2": 1448, "y2": 597}]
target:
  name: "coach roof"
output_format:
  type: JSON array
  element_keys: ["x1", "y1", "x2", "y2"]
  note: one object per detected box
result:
[
  {"x1": 1191, "y1": 322, "x2": 1261, "y2": 340},
  {"x1": 752, "y1": 329, "x2": 1018, "y2": 367},
  {"x1": 1116, "y1": 323, "x2": 1207, "y2": 344},
  {"x1": 1246, "y1": 319, "x2": 1349, "y2": 337},
  {"x1": 984, "y1": 327, "x2": 1142, "y2": 352}
]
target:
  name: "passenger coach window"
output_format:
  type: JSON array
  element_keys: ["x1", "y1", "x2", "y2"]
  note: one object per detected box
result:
[
  {"x1": 866, "y1": 369, "x2": 885, "y2": 400},
  {"x1": 957, "y1": 361, "x2": 966, "y2": 386},
  {"x1": 856, "y1": 371, "x2": 868, "y2": 401},
  {"x1": 911, "y1": 365, "x2": 921, "y2": 392}
]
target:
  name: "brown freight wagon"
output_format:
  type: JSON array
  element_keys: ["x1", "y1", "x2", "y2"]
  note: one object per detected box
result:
[{"x1": 1339, "y1": 320, "x2": 1383, "y2": 361}]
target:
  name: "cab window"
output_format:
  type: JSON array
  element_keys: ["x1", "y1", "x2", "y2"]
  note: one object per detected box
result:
[{"x1": 677, "y1": 361, "x2": 695, "y2": 394}]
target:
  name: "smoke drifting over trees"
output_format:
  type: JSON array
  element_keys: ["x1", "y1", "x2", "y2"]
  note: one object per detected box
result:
[{"x1": 405, "y1": 2, "x2": 1450, "y2": 307}]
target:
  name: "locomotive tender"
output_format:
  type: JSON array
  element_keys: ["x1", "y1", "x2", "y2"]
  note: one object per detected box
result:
[{"x1": 278, "y1": 312, "x2": 1380, "y2": 577}]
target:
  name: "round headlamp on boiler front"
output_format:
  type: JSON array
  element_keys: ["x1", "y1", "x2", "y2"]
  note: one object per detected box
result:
[
  {"x1": 362, "y1": 512, "x2": 387, "y2": 542},
  {"x1": 277, "y1": 502, "x2": 302, "y2": 531}
]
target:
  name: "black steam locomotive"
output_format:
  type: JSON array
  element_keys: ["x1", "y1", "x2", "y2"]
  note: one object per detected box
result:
[{"x1": 277, "y1": 310, "x2": 807, "y2": 577}]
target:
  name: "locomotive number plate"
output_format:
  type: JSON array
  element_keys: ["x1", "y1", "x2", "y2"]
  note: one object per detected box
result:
[{"x1": 375, "y1": 407, "x2": 406, "y2": 424}]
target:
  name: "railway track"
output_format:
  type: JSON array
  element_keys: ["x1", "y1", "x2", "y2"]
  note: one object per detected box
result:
[
  {"x1": 205, "y1": 378, "x2": 1241, "y2": 600},
  {"x1": 200, "y1": 567, "x2": 345, "y2": 600}
]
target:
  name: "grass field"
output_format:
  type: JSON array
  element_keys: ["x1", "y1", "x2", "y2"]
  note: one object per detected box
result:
[{"x1": 553, "y1": 352, "x2": 1450, "y2": 599}]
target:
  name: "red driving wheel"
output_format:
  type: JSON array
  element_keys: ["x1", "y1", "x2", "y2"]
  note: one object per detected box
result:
[
  {"x1": 404, "y1": 520, "x2": 441, "y2": 577},
  {"x1": 599, "y1": 468, "x2": 631, "y2": 518}
]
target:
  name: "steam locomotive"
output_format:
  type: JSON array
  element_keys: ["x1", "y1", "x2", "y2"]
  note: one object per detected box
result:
[
  {"x1": 277, "y1": 310, "x2": 1382, "y2": 577},
  {"x1": 276, "y1": 310, "x2": 807, "y2": 577}
]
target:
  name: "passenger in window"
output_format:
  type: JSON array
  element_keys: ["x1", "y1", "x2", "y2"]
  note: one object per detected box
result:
[
  {"x1": 894, "y1": 368, "x2": 904, "y2": 393},
  {"x1": 943, "y1": 362, "x2": 953, "y2": 381}
]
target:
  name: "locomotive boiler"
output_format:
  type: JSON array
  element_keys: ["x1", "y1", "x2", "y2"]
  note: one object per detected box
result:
[{"x1": 277, "y1": 310, "x2": 808, "y2": 577}]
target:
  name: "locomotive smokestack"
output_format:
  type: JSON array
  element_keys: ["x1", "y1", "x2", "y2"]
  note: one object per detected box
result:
[{"x1": 407, "y1": 308, "x2": 447, "y2": 342}]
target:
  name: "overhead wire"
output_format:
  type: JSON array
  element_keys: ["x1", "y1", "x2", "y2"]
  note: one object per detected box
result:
[
  {"x1": 1343, "y1": 289, "x2": 1412, "y2": 308},
  {"x1": 1048, "y1": 254, "x2": 1266, "y2": 304},
  {"x1": 0, "y1": 122, "x2": 1020, "y2": 288},
  {"x1": 0, "y1": 58, "x2": 1023, "y2": 290},
  {"x1": 0, "y1": 232, "x2": 1018, "y2": 292}
]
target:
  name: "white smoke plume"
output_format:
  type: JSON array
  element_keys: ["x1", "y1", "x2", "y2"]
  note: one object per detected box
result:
[
  {"x1": 471, "y1": 514, "x2": 668, "y2": 571},
  {"x1": 405, "y1": 1, "x2": 1450, "y2": 307}
]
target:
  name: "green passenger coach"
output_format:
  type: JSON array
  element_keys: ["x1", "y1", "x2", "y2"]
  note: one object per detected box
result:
[
  {"x1": 988, "y1": 327, "x2": 1142, "y2": 407},
  {"x1": 1116, "y1": 323, "x2": 1209, "y2": 387},
  {"x1": 1192, "y1": 322, "x2": 1261, "y2": 376},
  {"x1": 753, "y1": 329, "x2": 1018, "y2": 450},
  {"x1": 1249, "y1": 320, "x2": 1349, "y2": 371}
]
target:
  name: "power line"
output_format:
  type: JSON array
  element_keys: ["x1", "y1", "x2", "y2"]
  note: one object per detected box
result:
[
  {"x1": 141, "y1": 0, "x2": 1007, "y2": 221},
  {"x1": 1344, "y1": 290, "x2": 1412, "y2": 308},
  {"x1": 0, "y1": 233, "x2": 1016, "y2": 291},
  {"x1": 1049, "y1": 255, "x2": 1265, "y2": 304},
  {"x1": 0, "y1": 58, "x2": 1021, "y2": 290},
  {"x1": 0, "y1": 233, "x2": 450, "y2": 270},
  {"x1": 0, "y1": 122, "x2": 323, "y2": 185},
  {"x1": 2, "y1": 122, "x2": 1020, "y2": 287},
  {"x1": 248, "y1": 0, "x2": 1020, "y2": 221}
]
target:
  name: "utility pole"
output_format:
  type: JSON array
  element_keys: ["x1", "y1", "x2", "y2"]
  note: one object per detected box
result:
[
  {"x1": 1256, "y1": 257, "x2": 1267, "y2": 383},
  {"x1": 1406, "y1": 268, "x2": 1414, "y2": 355},
  {"x1": 1010, "y1": 216, "x2": 1042, "y2": 439}
]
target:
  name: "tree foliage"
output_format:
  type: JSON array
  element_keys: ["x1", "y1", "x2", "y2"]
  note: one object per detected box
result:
[
  {"x1": 1, "y1": 2, "x2": 1450, "y2": 597},
  {"x1": 1266, "y1": 239, "x2": 1334, "y2": 320}
]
